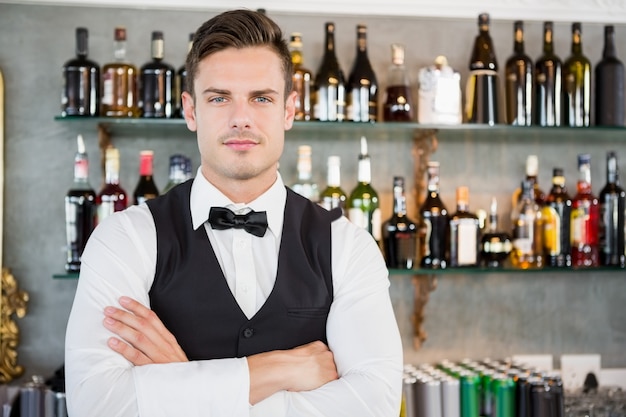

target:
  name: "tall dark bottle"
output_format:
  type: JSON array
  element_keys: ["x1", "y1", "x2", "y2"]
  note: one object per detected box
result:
[
  {"x1": 290, "y1": 32, "x2": 313, "y2": 121},
  {"x1": 175, "y1": 33, "x2": 193, "y2": 118},
  {"x1": 383, "y1": 44, "x2": 414, "y2": 122},
  {"x1": 419, "y1": 161, "x2": 449, "y2": 269},
  {"x1": 534, "y1": 22, "x2": 562, "y2": 126},
  {"x1": 563, "y1": 22, "x2": 591, "y2": 127},
  {"x1": 65, "y1": 134, "x2": 96, "y2": 272},
  {"x1": 542, "y1": 168, "x2": 572, "y2": 267},
  {"x1": 382, "y1": 176, "x2": 418, "y2": 269},
  {"x1": 133, "y1": 150, "x2": 160, "y2": 205},
  {"x1": 61, "y1": 27, "x2": 100, "y2": 117},
  {"x1": 314, "y1": 22, "x2": 346, "y2": 122},
  {"x1": 347, "y1": 24, "x2": 378, "y2": 123},
  {"x1": 466, "y1": 13, "x2": 499, "y2": 125},
  {"x1": 139, "y1": 31, "x2": 175, "y2": 118},
  {"x1": 96, "y1": 146, "x2": 128, "y2": 223},
  {"x1": 599, "y1": 151, "x2": 626, "y2": 267},
  {"x1": 595, "y1": 26, "x2": 625, "y2": 127},
  {"x1": 505, "y1": 21, "x2": 533, "y2": 126}
]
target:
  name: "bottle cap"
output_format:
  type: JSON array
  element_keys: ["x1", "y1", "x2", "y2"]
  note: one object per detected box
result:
[
  {"x1": 456, "y1": 186, "x2": 469, "y2": 204},
  {"x1": 114, "y1": 27, "x2": 126, "y2": 41},
  {"x1": 526, "y1": 155, "x2": 539, "y2": 176}
]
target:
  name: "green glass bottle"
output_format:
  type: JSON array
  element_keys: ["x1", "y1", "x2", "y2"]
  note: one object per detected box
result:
[
  {"x1": 319, "y1": 155, "x2": 347, "y2": 213},
  {"x1": 563, "y1": 22, "x2": 591, "y2": 127},
  {"x1": 534, "y1": 21, "x2": 562, "y2": 127}
]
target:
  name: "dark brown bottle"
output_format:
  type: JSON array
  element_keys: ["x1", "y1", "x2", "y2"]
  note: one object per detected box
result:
[
  {"x1": 314, "y1": 22, "x2": 346, "y2": 122},
  {"x1": 505, "y1": 21, "x2": 533, "y2": 126},
  {"x1": 543, "y1": 168, "x2": 572, "y2": 267},
  {"x1": 563, "y1": 22, "x2": 591, "y2": 127},
  {"x1": 599, "y1": 151, "x2": 626, "y2": 267},
  {"x1": 101, "y1": 27, "x2": 139, "y2": 118},
  {"x1": 595, "y1": 25, "x2": 625, "y2": 127},
  {"x1": 61, "y1": 27, "x2": 100, "y2": 117},
  {"x1": 480, "y1": 197, "x2": 513, "y2": 268},
  {"x1": 383, "y1": 44, "x2": 414, "y2": 122},
  {"x1": 290, "y1": 32, "x2": 313, "y2": 121},
  {"x1": 139, "y1": 31, "x2": 175, "y2": 118},
  {"x1": 133, "y1": 150, "x2": 160, "y2": 205},
  {"x1": 534, "y1": 22, "x2": 562, "y2": 126},
  {"x1": 382, "y1": 176, "x2": 418, "y2": 269},
  {"x1": 419, "y1": 162, "x2": 448, "y2": 269},
  {"x1": 347, "y1": 24, "x2": 378, "y2": 122}
]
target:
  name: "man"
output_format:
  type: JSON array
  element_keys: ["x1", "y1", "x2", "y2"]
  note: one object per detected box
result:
[{"x1": 65, "y1": 9, "x2": 403, "y2": 416}]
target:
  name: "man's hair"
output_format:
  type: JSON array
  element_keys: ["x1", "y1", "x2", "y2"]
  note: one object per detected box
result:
[{"x1": 186, "y1": 9, "x2": 293, "y2": 99}]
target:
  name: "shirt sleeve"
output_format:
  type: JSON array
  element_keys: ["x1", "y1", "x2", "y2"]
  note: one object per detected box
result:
[{"x1": 64, "y1": 206, "x2": 253, "y2": 417}]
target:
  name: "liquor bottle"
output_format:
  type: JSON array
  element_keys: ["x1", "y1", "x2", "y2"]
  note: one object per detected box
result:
[
  {"x1": 595, "y1": 25, "x2": 625, "y2": 127},
  {"x1": 175, "y1": 33, "x2": 194, "y2": 118},
  {"x1": 534, "y1": 22, "x2": 562, "y2": 127},
  {"x1": 449, "y1": 186, "x2": 480, "y2": 267},
  {"x1": 61, "y1": 27, "x2": 100, "y2": 117},
  {"x1": 511, "y1": 180, "x2": 544, "y2": 269},
  {"x1": 570, "y1": 154, "x2": 600, "y2": 267},
  {"x1": 139, "y1": 31, "x2": 175, "y2": 118},
  {"x1": 314, "y1": 22, "x2": 346, "y2": 122},
  {"x1": 133, "y1": 150, "x2": 159, "y2": 205},
  {"x1": 382, "y1": 176, "x2": 418, "y2": 269},
  {"x1": 64, "y1": 134, "x2": 96, "y2": 272},
  {"x1": 419, "y1": 161, "x2": 449, "y2": 269},
  {"x1": 512, "y1": 155, "x2": 546, "y2": 207},
  {"x1": 96, "y1": 146, "x2": 128, "y2": 223},
  {"x1": 162, "y1": 154, "x2": 189, "y2": 194},
  {"x1": 599, "y1": 151, "x2": 625, "y2": 267},
  {"x1": 291, "y1": 145, "x2": 319, "y2": 201},
  {"x1": 382, "y1": 44, "x2": 414, "y2": 122},
  {"x1": 465, "y1": 13, "x2": 499, "y2": 125},
  {"x1": 563, "y1": 22, "x2": 591, "y2": 127},
  {"x1": 101, "y1": 26, "x2": 139, "y2": 117},
  {"x1": 346, "y1": 24, "x2": 378, "y2": 123},
  {"x1": 504, "y1": 21, "x2": 533, "y2": 126},
  {"x1": 480, "y1": 197, "x2": 513, "y2": 268},
  {"x1": 347, "y1": 136, "x2": 381, "y2": 243},
  {"x1": 319, "y1": 155, "x2": 347, "y2": 212},
  {"x1": 290, "y1": 32, "x2": 313, "y2": 121},
  {"x1": 542, "y1": 168, "x2": 572, "y2": 267}
]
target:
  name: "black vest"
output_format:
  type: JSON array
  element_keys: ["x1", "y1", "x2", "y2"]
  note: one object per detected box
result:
[{"x1": 146, "y1": 180, "x2": 342, "y2": 360}]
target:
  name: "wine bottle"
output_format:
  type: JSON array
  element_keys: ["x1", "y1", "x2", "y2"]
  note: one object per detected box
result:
[
  {"x1": 289, "y1": 32, "x2": 313, "y2": 121},
  {"x1": 291, "y1": 145, "x2": 319, "y2": 202},
  {"x1": 512, "y1": 155, "x2": 546, "y2": 207},
  {"x1": 65, "y1": 134, "x2": 96, "y2": 272},
  {"x1": 175, "y1": 33, "x2": 194, "y2": 118},
  {"x1": 465, "y1": 13, "x2": 499, "y2": 125},
  {"x1": 347, "y1": 136, "x2": 381, "y2": 243},
  {"x1": 480, "y1": 197, "x2": 512, "y2": 268},
  {"x1": 319, "y1": 155, "x2": 347, "y2": 212},
  {"x1": 542, "y1": 168, "x2": 572, "y2": 267},
  {"x1": 595, "y1": 25, "x2": 625, "y2": 127},
  {"x1": 382, "y1": 43, "x2": 414, "y2": 122},
  {"x1": 382, "y1": 176, "x2": 418, "y2": 269},
  {"x1": 449, "y1": 186, "x2": 480, "y2": 267},
  {"x1": 511, "y1": 180, "x2": 544, "y2": 269},
  {"x1": 599, "y1": 151, "x2": 626, "y2": 267},
  {"x1": 563, "y1": 22, "x2": 591, "y2": 127},
  {"x1": 534, "y1": 22, "x2": 562, "y2": 127},
  {"x1": 571, "y1": 154, "x2": 600, "y2": 267},
  {"x1": 419, "y1": 161, "x2": 449, "y2": 269},
  {"x1": 133, "y1": 150, "x2": 160, "y2": 205},
  {"x1": 101, "y1": 26, "x2": 139, "y2": 117},
  {"x1": 313, "y1": 22, "x2": 346, "y2": 122},
  {"x1": 162, "y1": 154, "x2": 189, "y2": 194},
  {"x1": 139, "y1": 31, "x2": 175, "y2": 118},
  {"x1": 505, "y1": 21, "x2": 533, "y2": 126},
  {"x1": 61, "y1": 27, "x2": 100, "y2": 117},
  {"x1": 346, "y1": 24, "x2": 378, "y2": 123},
  {"x1": 96, "y1": 146, "x2": 128, "y2": 223}
]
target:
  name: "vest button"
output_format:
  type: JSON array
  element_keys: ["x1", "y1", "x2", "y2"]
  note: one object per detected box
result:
[{"x1": 243, "y1": 328, "x2": 254, "y2": 338}]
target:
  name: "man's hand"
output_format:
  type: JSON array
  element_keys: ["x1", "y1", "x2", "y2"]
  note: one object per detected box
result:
[{"x1": 103, "y1": 296, "x2": 188, "y2": 365}]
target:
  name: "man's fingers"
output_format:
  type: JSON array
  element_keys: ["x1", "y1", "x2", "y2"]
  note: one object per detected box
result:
[{"x1": 107, "y1": 337, "x2": 151, "y2": 366}]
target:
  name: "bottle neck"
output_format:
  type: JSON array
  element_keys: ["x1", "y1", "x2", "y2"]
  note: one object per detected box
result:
[
  {"x1": 297, "y1": 156, "x2": 313, "y2": 181},
  {"x1": 152, "y1": 39, "x2": 164, "y2": 61},
  {"x1": 543, "y1": 28, "x2": 554, "y2": 55},
  {"x1": 392, "y1": 186, "x2": 407, "y2": 216},
  {"x1": 291, "y1": 49, "x2": 304, "y2": 67},
  {"x1": 514, "y1": 26, "x2": 525, "y2": 54},
  {"x1": 105, "y1": 157, "x2": 120, "y2": 185},
  {"x1": 607, "y1": 154, "x2": 619, "y2": 185},
  {"x1": 577, "y1": 163, "x2": 592, "y2": 193},
  {"x1": 571, "y1": 28, "x2": 583, "y2": 55},
  {"x1": 114, "y1": 39, "x2": 127, "y2": 62},
  {"x1": 327, "y1": 162, "x2": 341, "y2": 187},
  {"x1": 603, "y1": 27, "x2": 617, "y2": 59},
  {"x1": 139, "y1": 154, "x2": 154, "y2": 177},
  {"x1": 324, "y1": 26, "x2": 336, "y2": 55},
  {"x1": 73, "y1": 154, "x2": 90, "y2": 183},
  {"x1": 357, "y1": 156, "x2": 371, "y2": 184}
]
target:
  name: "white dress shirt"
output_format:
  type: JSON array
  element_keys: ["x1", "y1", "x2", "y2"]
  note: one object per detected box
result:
[{"x1": 65, "y1": 169, "x2": 403, "y2": 417}]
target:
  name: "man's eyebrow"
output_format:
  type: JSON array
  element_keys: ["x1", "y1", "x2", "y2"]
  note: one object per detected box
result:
[
  {"x1": 201, "y1": 87, "x2": 230, "y2": 95},
  {"x1": 250, "y1": 88, "x2": 280, "y2": 96}
]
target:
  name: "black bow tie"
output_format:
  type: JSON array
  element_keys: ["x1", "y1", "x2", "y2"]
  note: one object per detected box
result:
[{"x1": 208, "y1": 207, "x2": 268, "y2": 237}]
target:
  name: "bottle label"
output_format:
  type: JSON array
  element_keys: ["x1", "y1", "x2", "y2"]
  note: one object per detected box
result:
[
  {"x1": 348, "y1": 207, "x2": 381, "y2": 241},
  {"x1": 422, "y1": 219, "x2": 433, "y2": 257},
  {"x1": 102, "y1": 73, "x2": 114, "y2": 106},
  {"x1": 456, "y1": 220, "x2": 477, "y2": 265},
  {"x1": 542, "y1": 206, "x2": 562, "y2": 255},
  {"x1": 571, "y1": 206, "x2": 588, "y2": 245}
]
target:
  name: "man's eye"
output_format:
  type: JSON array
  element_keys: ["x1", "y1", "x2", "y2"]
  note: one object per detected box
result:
[
  {"x1": 209, "y1": 97, "x2": 226, "y2": 103},
  {"x1": 254, "y1": 97, "x2": 271, "y2": 103}
]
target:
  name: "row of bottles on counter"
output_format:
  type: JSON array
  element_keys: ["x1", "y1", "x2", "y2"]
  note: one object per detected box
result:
[
  {"x1": 402, "y1": 359, "x2": 565, "y2": 417},
  {"x1": 64, "y1": 134, "x2": 193, "y2": 272},
  {"x1": 60, "y1": 16, "x2": 625, "y2": 127}
]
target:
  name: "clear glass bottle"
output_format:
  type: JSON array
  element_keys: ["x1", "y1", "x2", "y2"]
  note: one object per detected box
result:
[
  {"x1": 505, "y1": 21, "x2": 533, "y2": 126},
  {"x1": 133, "y1": 150, "x2": 160, "y2": 205},
  {"x1": 480, "y1": 197, "x2": 513, "y2": 268},
  {"x1": 175, "y1": 33, "x2": 194, "y2": 118},
  {"x1": 542, "y1": 168, "x2": 572, "y2": 267},
  {"x1": 346, "y1": 24, "x2": 378, "y2": 123},
  {"x1": 383, "y1": 43, "x2": 414, "y2": 122},
  {"x1": 162, "y1": 154, "x2": 189, "y2": 194},
  {"x1": 449, "y1": 186, "x2": 480, "y2": 267},
  {"x1": 419, "y1": 161, "x2": 449, "y2": 269},
  {"x1": 319, "y1": 155, "x2": 347, "y2": 212},
  {"x1": 571, "y1": 153, "x2": 600, "y2": 267},
  {"x1": 563, "y1": 22, "x2": 591, "y2": 127},
  {"x1": 96, "y1": 146, "x2": 128, "y2": 223},
  {"x1": 595, "y1": 25, "x2": 625, "y2": 127},
  {"x1": 534, "y1": 21, "x2": 562, "y2": 127},
  {"x1": 61, "y1": 27, "x2": 100, "y2": 117},
  {"x1": 65, "y1": 134, "x2": 96, "y2": 272},
  {"x1": 101, "y1": 26, "x2": 139, "y2": 117},
  {"x1": 347, "y1": 136, "x2": 381, "y2": 243},
  {"x1": 382, "y1": 176, "x2": 418, "y2": 269},
  {"x1": 314, "y1": 22, "x2": 346, "y2": 122},
  {"x1": 291, "y1": 145, "x2": 319, "y2": 202},
  {"x1": 290, "y1": 32, "x2": 313, "y2": 121},
  {"x1": 599, "y1": 151, "x2": 625, "y2": 267},
  {"x1": 511, "y1": 180, "x2": 544, "y2": 269},
  {"x1": 139, "y1": 31, "x2": 175, "y2": 118}
]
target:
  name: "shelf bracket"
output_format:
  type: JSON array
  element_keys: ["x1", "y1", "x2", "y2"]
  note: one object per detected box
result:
[{"x1": 411, "y1": 274, "x2": 437, "y2": 350}]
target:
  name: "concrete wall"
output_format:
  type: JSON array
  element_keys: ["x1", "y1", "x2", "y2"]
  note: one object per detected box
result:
[{"x1": 0, "y1": 3, "x2": 625, "y2": 382}]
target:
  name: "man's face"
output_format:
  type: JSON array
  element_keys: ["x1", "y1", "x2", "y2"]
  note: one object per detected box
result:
[{"x1": 182, "y1": 46, "x2": 296, "y2": 188}]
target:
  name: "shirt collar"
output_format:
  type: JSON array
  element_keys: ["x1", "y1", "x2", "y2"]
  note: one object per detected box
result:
[{"x1": 190, "y1": 167, "x2": 286, "y2": 238}]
